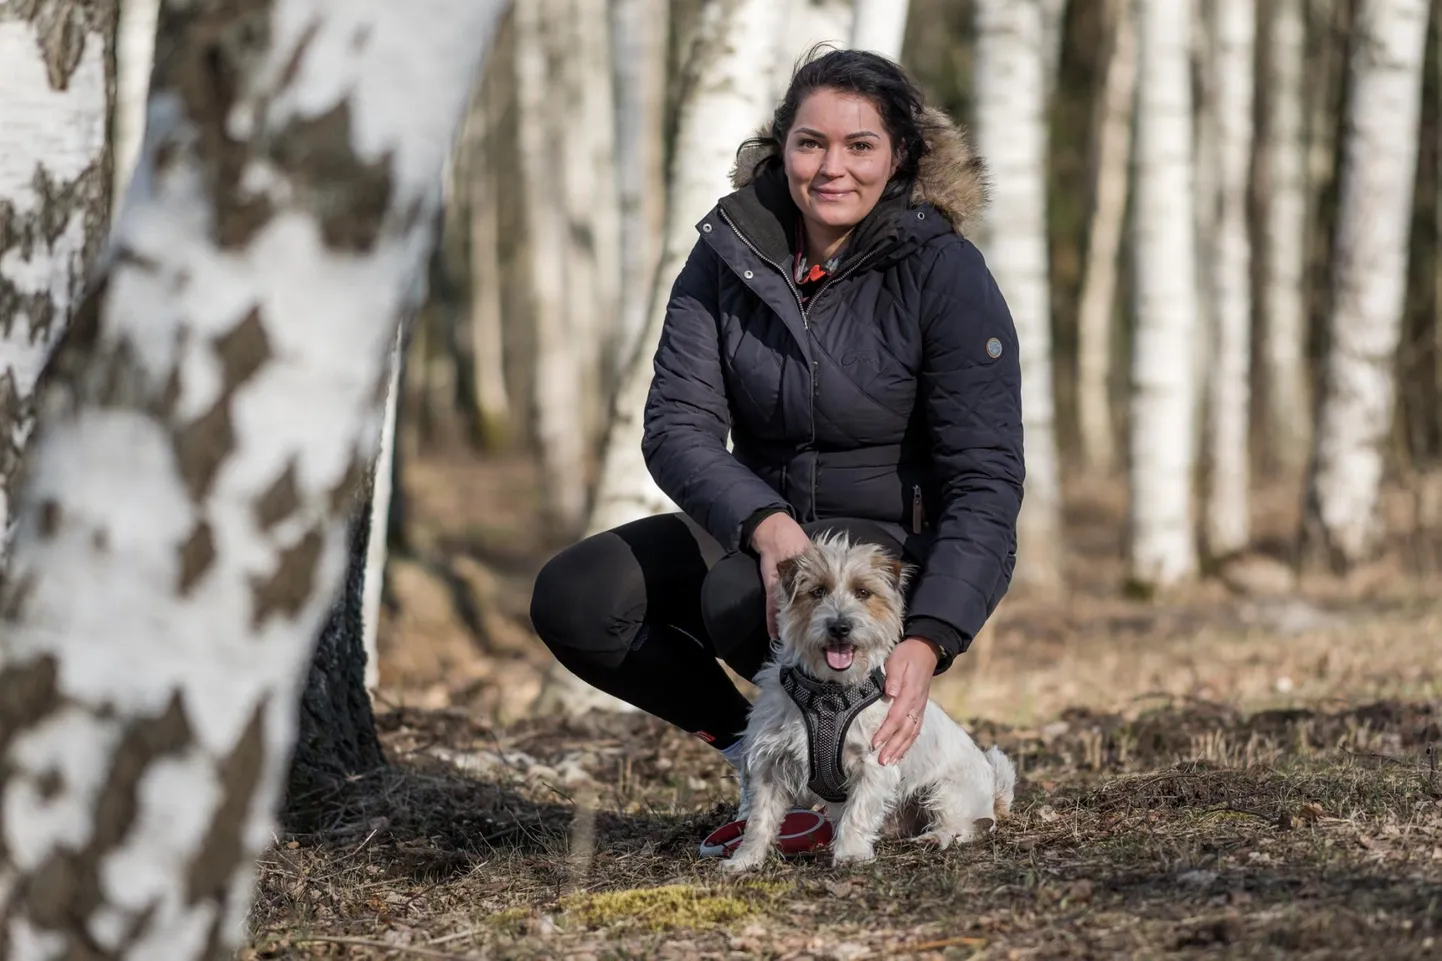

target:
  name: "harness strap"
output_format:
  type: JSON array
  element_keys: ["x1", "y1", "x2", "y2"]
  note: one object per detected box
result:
[{"x1": 779, "y1": 666, "x2": 887, "y2": 803}]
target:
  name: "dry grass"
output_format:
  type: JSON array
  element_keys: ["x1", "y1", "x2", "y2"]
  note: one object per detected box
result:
[{"x1": 243, "y1": 454, "x2": 1442, "y2": 958}]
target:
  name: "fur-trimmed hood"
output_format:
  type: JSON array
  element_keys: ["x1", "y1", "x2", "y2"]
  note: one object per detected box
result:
[{"x1": 727, "y1": 105, "x2": 988, "y2": 235}]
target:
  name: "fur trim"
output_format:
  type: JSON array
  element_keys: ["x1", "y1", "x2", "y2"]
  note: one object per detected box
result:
[{"x1": 728, "y1": 105, "x2": 987, "y2": 233}]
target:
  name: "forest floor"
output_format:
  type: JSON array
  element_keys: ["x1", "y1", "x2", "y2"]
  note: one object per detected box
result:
[{"x1": 244, "y1": 449, "x2": 1442, "y2": 960}]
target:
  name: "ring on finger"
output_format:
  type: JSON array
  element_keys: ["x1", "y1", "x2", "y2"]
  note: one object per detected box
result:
[{"x1": 906, "y1": 711, "x2": 921, "y2": 723}]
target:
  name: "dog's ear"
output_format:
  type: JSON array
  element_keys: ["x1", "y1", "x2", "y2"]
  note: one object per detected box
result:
[
  {"x1": 776, "y1": 555, "x2": 802, "y2": 597},
  {"x1": 876, "y1": 554, "x2": 905, "y2": 589}
]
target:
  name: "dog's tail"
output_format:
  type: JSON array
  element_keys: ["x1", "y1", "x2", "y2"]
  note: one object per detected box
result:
[{"x1": 985, "y1": 745, "x2": 1016, "y2": 816}]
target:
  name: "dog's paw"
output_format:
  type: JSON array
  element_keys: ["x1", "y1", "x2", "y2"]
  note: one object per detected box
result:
[
  {"x1": 912, "y1": 829, "x2": 956, "y2": 850},
  {"x1": 720, "y1": 846, "x2": 767, "y2": 873},
  {"x1": 830, "y1": 841, "x2": 876, "y2": 865}
]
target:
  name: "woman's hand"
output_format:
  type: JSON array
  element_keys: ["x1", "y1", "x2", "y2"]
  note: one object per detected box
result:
[
  {"x1": 751, "y1": 512, "x2": 812, "y2": 639},
  {"x1": 873, "y1": 637, "x2": 941, "y2": 765}
]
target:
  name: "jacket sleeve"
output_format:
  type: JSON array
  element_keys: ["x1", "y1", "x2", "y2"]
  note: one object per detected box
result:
[
  {"x1": 903, "y1": 239, "x2": 1026, "y2": 670},
  {"x1": 641, "y1": 238, "x2": 793, "y2": 552}
]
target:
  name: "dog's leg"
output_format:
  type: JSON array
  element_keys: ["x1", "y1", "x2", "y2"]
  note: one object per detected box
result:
[
  {"x1": 830, "y1": 760, "x2": 901, "y2": 865},
  {"x1": 914, "y1": 780, "x2": 995, "y2": 849},
  {"x1": 721, "y1": 763, "x2": 789, "y2": 873}
]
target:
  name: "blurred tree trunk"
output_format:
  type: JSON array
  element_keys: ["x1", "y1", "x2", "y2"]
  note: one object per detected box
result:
[
  {"x1": 1200, "y1": 0, "x2": 1255, "y2": 561},
  {"x1": 1257, "y1": 0, "x2": 1313, "y2": 479},
  {"x1": 1041, "y1": 0, "x2": 1069, "y2": 100},
  {"x1": 772, "y1": 0, "x2": 854, "y2": 101},
  {"x1": 588, "y1": 0, "x2": 787, "y2": 534},
  {"x1": 0, "y1": 0, "x2": 116, "y2": 563},
  {"x1": 0, "y1": 1, "x2": 505, "y2": 954},
  {"x1": 362, "y1": 328, "x2": 404, "y2": 693},
  {"x1": 1127, "y1": 0, "x2": 1201, "y2": 592},
  {"x1": 851, "y1": 0, "x2": 910, "y2": 58},
  {"x1": 468, "y1": 57, "x2": 513, "y2": 450},
  {"x1": 114, "y1": 0, "x2": 158, "y2": 207},
  {"x1": 1302, "y1": 0, "x2": 1432, "y2": 571},
  {"x1": 516, "y1": 0, "x2": 589, "y2": 537},
  {"x1": 1075, "y1": 0, "x2": 1135, "y2": 477},
  {"x1": 974, "y1": 0, "x2": 1065, "y2": 591},
  {"x1": 610, "y1": 0, "x2": 670, "y2": 377}
]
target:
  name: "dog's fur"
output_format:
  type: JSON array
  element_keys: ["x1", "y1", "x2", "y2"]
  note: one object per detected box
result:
[{"x1": 723, "y1": 533, "x2": 1016, "y2": 871}]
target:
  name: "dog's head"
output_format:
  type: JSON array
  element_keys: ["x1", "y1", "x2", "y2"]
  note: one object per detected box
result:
[{"x1": 773, "y1": 533, "x2": 911, "y2": 685}]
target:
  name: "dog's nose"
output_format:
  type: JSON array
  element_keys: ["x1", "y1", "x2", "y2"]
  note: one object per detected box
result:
[{"x1": 826, "y1": 618, "x2": 852, "y2": 640}]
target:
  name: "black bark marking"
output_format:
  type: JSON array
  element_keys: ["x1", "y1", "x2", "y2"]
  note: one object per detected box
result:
[
  {"x1": 272, "y1": 102, "x2": 394, "y2": 252},
  {"x1": 177, "y1": 520, "x2": 216, "y2": 596},
  {"x1": 249, "y1": 525, "x2": 324, "y2": 628},
  {"x1": 35, "y1": 769, "x2": 63, "y2": 801},
  {"x1": 172, "y1": 398, "x2": 234, "y2": 504},
  {"x1": 327, "y1": 449, "x2": 367, "y2": 514},
  {"x1": 38, "y1": 500, "x2": 61, "y2": 538},
  {"x1": 0, "y1": 572, "x2": 39, "y2": 621},
  {"x1": 213, "y1": 306, "x2": 271, "y2": 395},
  {"x1": 22, "y1": 694, "x2": 193, "y2": 936},
  {"x1": 11, "y1": 0, "x2": 118, "y2": 91},
  {"x1": 187, "y1": 698, "x2": 266, "y2": 905},
  {"x1": 254, "y1": 459, "x2": 300, "y2": 531},
  {"x1": 91, "y1": 528, "x2": 109, "y2": 553}
]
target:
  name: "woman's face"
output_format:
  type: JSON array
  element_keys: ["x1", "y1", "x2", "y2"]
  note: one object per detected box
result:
[{"x1": 783, "y1": 88, "x2": 900, "y2": 238}]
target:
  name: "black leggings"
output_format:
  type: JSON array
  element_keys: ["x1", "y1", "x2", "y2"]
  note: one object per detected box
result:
[{"x1": 528, "y1": 512, "x2": 912, "y2": 750}]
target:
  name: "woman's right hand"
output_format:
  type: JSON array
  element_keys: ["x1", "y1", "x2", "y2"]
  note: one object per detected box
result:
[{"x1": 751, "y1": 512, "x2": 812, "y2": 640}]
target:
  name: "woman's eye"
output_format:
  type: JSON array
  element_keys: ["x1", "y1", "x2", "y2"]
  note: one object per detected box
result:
[{"x1": 851, "y1": 142, "x2": 872, "y2": 151}]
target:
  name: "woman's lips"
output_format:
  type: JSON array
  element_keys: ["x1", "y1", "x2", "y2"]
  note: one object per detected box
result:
[{"x1": 813, "y1": 187, "x2": 851, "y2": 201}]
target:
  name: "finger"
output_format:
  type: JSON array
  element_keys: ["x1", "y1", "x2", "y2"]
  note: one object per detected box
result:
[
  {"x1": 884, "y1": 655, "x2": 910, "y2": 698},
  {"x1": 872, "y1": 697, "x2": 909, "y2": 752},
  {"x1": 880, "y1": 708, "x2": 924, "y2": 764},
  {"x1": 766, "y1": 594, "x2": 778, "y2": 640}
]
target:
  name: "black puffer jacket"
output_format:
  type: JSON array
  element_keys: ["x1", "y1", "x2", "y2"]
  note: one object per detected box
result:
[{"x1": 641, "y1": 108, "x2": 1024, "y2": 670}]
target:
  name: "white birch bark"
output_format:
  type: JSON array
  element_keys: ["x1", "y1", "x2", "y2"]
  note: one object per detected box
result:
[
  {"x1": 362, "y1": 326, "x2": 403, "y2": 694},
  {"x1": 1304, "y1": 0, "x2": 1431, "y2": 569},
  {"x1": 516, "y1": 0, "x2": 589, "y2": 536},
  {"x1": 610, "y1": 0, "x2": 670, "y2": 374},
  {"x1": 114, "y1": 0, "x2": 159, "y2": 208},
  {"x1": 0, "y1": 1, "x2": 505, "y2": 955},
  {"x1": 1075, "y1": 0, "x2": 1136, "y2": 476},
  {"x1": 0, "y1": 1, "x2": 116, "y2": 565},
  {"x1": 973, "y1": 0, "x2": 1065, "y2": 589},
  {"x1": 1127, "y1": 0, "x2": 1201, "y2": 590},
  {"x1": 850, "y1": 0, "x2": 909, "y2": 59},
  {"x1": 1260, "y1": 0, "x2": 1312, "y2": 475},
  {"x1": 1201, "y1": 0, "x2": 1255, "y2": 559},
  {"x1": 588, "y1": 0, "x2": 787, "y2": 534},
  {"x1": 771, "y1": 0, "x2": 854, "y2": 102}
]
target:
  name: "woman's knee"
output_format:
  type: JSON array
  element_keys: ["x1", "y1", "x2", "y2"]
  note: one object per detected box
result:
[{"x1": 528, "y1": 532, "x2": 645, "y2": 671}]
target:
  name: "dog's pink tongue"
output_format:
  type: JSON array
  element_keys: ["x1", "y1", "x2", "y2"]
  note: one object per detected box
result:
[{"x1": 826, "y1": 645, "x2": 855, "y2": 671}]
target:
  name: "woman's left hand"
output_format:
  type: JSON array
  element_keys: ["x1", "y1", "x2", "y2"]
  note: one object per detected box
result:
[{"x1": 873, "y1": 637, "x2": 940, "y2": 765}]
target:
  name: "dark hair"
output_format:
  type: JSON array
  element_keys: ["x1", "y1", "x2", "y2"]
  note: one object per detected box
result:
[{"x1": 740, "y1": 45, "x2": 933, "y2": 200}]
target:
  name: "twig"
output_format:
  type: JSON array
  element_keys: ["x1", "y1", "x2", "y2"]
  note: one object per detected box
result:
[
  {"x1": 894, "y1": 935, "x2": 987, "y2": 954},
  {"x1": 293, "y1": 935, "x2": 479, "y2": 959}
]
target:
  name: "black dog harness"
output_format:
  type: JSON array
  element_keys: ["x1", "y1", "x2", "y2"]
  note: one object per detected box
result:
[{"x1": 779, "y1": 666, "x2": 887, "y2": 803}]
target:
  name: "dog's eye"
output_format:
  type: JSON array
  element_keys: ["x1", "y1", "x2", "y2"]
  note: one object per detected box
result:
[
  {"x1": 809, "y1": 586, "x2": 826, "y2": 599},
  {"x1": 854, "y1": 588, "x2": 871, "y2": 599}
]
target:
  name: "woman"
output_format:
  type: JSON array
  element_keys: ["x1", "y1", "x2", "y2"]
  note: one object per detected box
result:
[{"x1": 529, "y1": 48, "x2": 1023, "y2": 844}]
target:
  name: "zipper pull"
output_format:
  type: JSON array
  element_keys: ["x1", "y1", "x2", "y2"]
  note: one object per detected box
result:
[{"x1": 912, "y1": 485, "x2": 923, "y2": 534}]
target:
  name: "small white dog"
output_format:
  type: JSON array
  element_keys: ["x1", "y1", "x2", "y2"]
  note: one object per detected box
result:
[{"x1": 723, "y1": 533, "x2": 1015, "y2": 872}]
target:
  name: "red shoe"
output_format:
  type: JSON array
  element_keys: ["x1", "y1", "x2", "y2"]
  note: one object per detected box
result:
[{"x1": 698, "y1": 808, "x2": 833, "y2": 858}]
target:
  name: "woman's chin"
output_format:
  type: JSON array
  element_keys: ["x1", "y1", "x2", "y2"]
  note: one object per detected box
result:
[{"x1": 803, "y1": 203, "x2": 867, "y2": 232}]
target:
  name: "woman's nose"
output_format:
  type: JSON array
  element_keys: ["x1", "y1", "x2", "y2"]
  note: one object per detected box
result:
[{"x1": 819, "y1": 146, "x2": 846, "y2": 176}]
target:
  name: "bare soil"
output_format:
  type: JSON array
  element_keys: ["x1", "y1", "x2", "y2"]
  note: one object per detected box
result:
[{"x1": 244, "y1": 450, "x2": 1442, "y2": 960}]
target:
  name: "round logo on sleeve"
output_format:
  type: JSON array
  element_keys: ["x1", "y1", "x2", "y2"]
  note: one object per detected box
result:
[{"x1": 985, "y1": 337, "x2": 1003, "y2": 359}]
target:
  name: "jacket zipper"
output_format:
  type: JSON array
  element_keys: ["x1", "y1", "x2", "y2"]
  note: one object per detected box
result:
[
  {"x1": 912, "y1": 485, "x2": 924, "y2": 534},
  {"x1": 714, "y1": 208, "x2": 885, "y2": 523}
]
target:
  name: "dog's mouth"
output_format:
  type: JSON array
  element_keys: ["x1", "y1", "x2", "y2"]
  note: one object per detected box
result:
[{"x1": 824, "y1": 644, "x2": 855, "y2": 671}]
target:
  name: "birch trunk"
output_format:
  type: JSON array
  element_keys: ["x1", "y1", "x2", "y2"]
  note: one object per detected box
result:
[
  {"x1": 516, "y1": 0, "x2": 589, "y2": 537},
  {"x1": 1041, "y1": 0, "x2": 1069, "y2": 101},
  {"x1": 468, "y1": 63, "x2": 512, "y2": 449},
  {"x1": 588, "y1": 0, "x2": 787, "y2": 535},
  {"x1": 1075, "y1": 0, "x2": 1136, "y2": 476},
  {"x1": 772, "y1": 0, "x2": 854, "y2": 102},
  {"x1": 114, "y1": 0, "x2": 159, "y2": 207},
  {"x1": 1259, "y1": 0, "x2": 1313, "y2": 476},
  {"x1": 610, "y1": 0, "x2": 670, "y2": 375},
  {"x1": 1201, "y1": 0, "x2": 1255, "y2": 560},
  {"x1": 362, "y1": 327, "x2": 404, "y2": 693},
  {"x1": 1128, "y1": 0, "x2": 1201, "y2": 591},
  {"x1": 0, "y1": 1, "x2": 117, "y2": 564},
  {"x1": 1303, "y1": 0, "x2": 1431, "y2": 570},
  {"x1": 850, "y1": 0, "x2": 909, "y2": 59},
  {"x1": 0, "y1": 2, "x2": 505, "y2": 956},
  {"x1": 974, "y1": 0, "x2": 1066, "y2": 590}
]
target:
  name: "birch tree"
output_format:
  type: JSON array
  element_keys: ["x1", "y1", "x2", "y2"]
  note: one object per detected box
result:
[
  {"x1": 850, "y1": 0, "x2": 909, "y2": 59},
  {"x1": 1201, "y1": 0, "x2": 1255, "y2": 560},
  {"x1": 1303, "y1": 0, "x2": 1431, "y2": 570},
  {"x1": 1259, "y1": 0, "x2": 1312, "y2": 477},
  {"x1": 0, "y1": 2, "x2": 506, "y2": 956},
  {"x1": 1075, "y1": 0, "x2": 1136, "y2": 476},
  {"x1": 466, "y1": 58, "x2": 512, "y2": 447},
  {"x1": 114, "y1": 0, "x2": 160, "y2": 207},
  {"x1": 610, "y1": 0, "x2": 670, "y2": 373},
  {"x1": 771, "y1": 0, "x2": 854, "y2": 103},
  {"x1": 588, "y1": 0, "x2": 787, "y2": 534},
  {"x1": 1127, "y1": 0, "x2": 1201, "y2": 591},
  {"x1": 973, "y1": 0, "x2": 1065, "y2": 589},
  {"x1": 0, "y1": 0, "x2": 117, "y2": 562}
]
